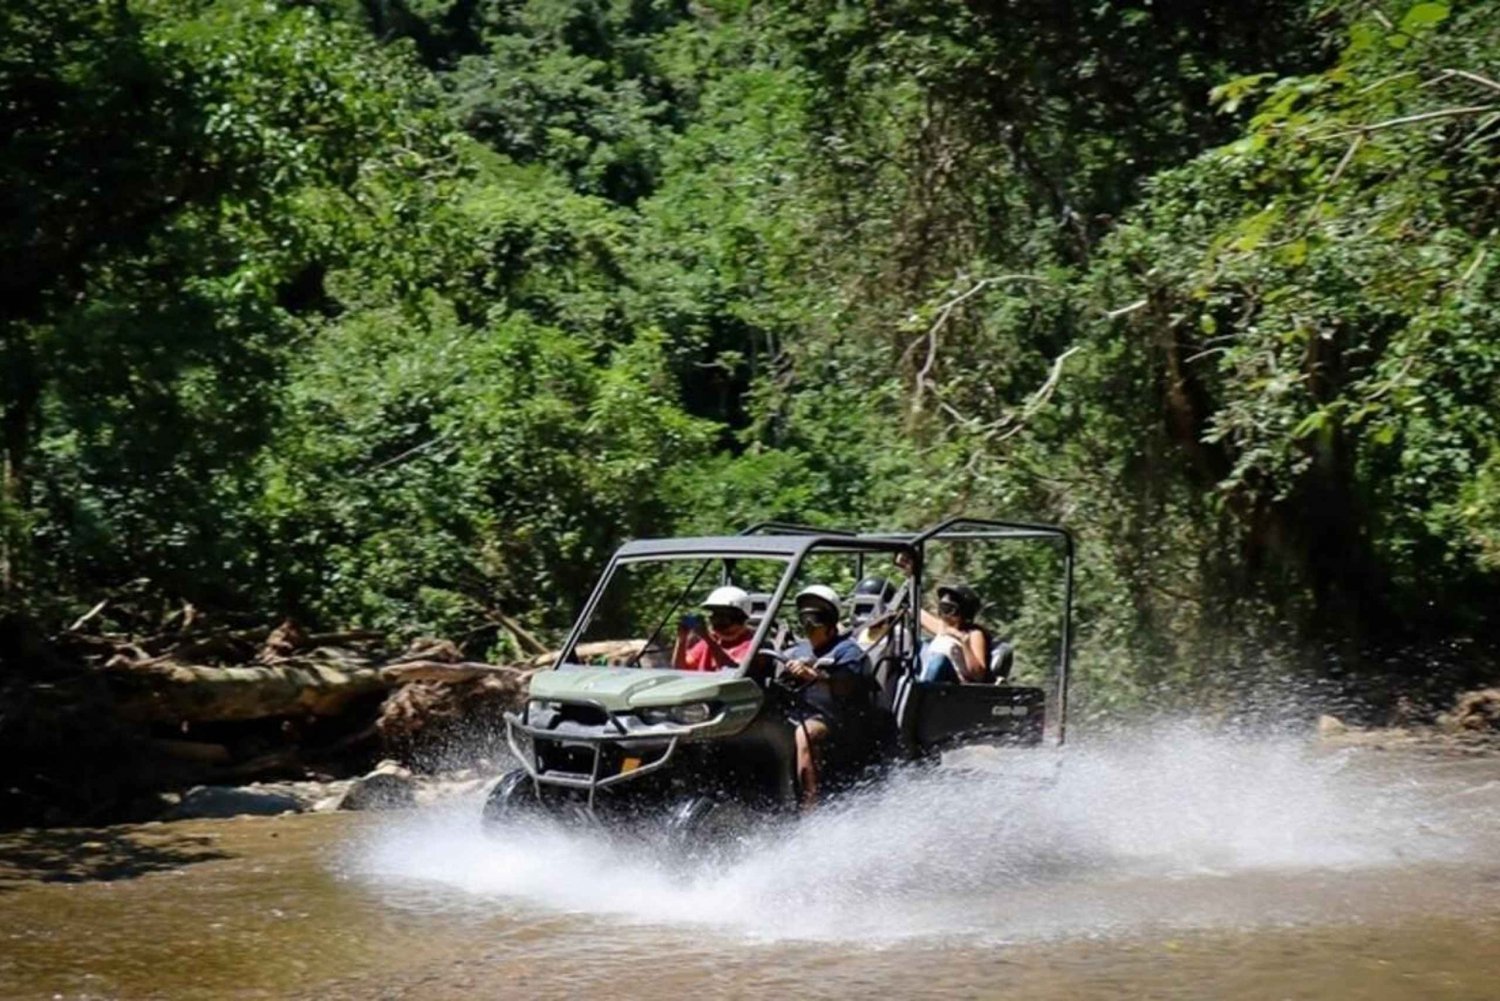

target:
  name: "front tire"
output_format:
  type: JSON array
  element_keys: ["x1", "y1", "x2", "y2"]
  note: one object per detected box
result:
[
  {"x1": 481, "y1": 768, "x2": 540, "y2": 830},
  {"x1": 664, "y1": 794, "x2": 754, "y2": 847}
]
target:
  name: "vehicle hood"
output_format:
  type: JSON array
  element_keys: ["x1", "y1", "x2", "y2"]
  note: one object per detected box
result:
[{"x1": 529, "y1": 665, "x2": 760, "y2": 714}]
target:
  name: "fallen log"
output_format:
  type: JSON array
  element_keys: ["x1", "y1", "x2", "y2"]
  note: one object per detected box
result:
[
  {"x1": 104, "y1": 659, "x2": 392, "y2": 724},
  {"x1": 524, "y1": 638, "x2": 648, "y2": 669},
  {"x1": 380, "y1": 661, "x2": 533, "y2": 685}
]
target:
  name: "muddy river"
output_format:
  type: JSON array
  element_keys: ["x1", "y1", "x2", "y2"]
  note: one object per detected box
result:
[{"x1": 3, "y1": 727, "x2": 1499, "y2": 1000}]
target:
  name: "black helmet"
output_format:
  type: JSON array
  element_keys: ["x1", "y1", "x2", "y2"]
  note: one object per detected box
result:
[
  {"x1": 936, "y1": 582, "x2": 982, "y2": 621},
  {"x1": 852, "y1": 576, "x2": 896, "y2": 602}
]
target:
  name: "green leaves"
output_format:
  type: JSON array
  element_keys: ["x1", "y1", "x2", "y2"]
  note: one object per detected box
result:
[{"x1": 1399, "y1": 3, "x2": 1450, "y2": 34}]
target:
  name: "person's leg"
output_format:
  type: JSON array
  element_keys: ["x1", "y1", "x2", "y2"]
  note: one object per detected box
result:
[
  {"x1": 918, "y1": 635, "x2": 963, "y2": 683},
  {"x1": 794, "y1": 717, "x2": 829, "y2": 809}
]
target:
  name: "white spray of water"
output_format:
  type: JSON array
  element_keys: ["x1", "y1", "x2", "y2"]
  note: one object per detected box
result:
[{"x1": 351, "y1": 725, "x2": 1486, "y2": 943}]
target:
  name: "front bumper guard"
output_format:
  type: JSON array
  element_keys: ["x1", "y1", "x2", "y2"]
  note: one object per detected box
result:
[{"x1": 504, "y1": 700, "x2": 683, "y2": 811}]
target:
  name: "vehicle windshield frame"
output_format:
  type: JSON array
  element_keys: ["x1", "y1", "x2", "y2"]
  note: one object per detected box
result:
[{"x1": 555, "y1": 536, "x2": 913, "y2": 676}]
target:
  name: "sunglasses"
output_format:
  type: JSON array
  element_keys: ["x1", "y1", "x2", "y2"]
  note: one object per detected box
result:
[
  {"x1": 798, "y1": 610, "x2": 833, "y2": 629},
  {"x1": 937, "y1": 600, "x2": 961, "y2": 615}
]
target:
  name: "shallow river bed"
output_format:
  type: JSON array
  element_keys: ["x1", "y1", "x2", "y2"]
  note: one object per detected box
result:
[{"x1": 3, "y1": 729, "x2": 1499, "y2": 1000}]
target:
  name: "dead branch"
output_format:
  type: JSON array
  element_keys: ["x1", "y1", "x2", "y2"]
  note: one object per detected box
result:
[
  {"x1": 380, "y1": 661, "x2": 534, "y2": 685},
  {"x1": 906, "y1": 275, "x2": 1052, "y2": 414},
  {"x1": 1444, "y1": 68, "x2": 1500, "y2": 95},
  {"x1": 492, "y1": 609, "x2": 548, "y2": 656},
  {"x1": 990, "y1": 346, "x2": 1082, "y2": 444},
  {"x1": 1102, "y1": 299, "x2": 1148, "y2": 320},
  {"x1": 66, "y1": 600, "x2": 109, "y2": 634},
  {"x1": 1315, "y1": 103, "x2": 1498, "y2": 140}
]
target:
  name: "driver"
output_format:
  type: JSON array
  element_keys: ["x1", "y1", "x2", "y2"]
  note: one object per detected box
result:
[
  {"x1": 781, "y1": 585, "x2": 871, "y2": 809},
  {"x1": 671, "y1": 585, "x2": 756, "y2": 671}
]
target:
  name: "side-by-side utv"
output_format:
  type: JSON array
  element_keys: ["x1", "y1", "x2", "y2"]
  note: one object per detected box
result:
[{"x1": 483, "y1": 517, "x2": 1074, "y2": 835}]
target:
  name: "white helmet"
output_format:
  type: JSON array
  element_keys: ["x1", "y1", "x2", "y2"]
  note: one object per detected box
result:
[
  {"x1": 702, "y1": 585, "x2": 752, "y2": 616},
  {"x1": 794, "y1": 584, "x2": 843, "y2": 616}
]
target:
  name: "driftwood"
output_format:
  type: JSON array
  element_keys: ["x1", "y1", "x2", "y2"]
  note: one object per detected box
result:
[
  {"x1": 105, "y1": 659, "x2": 391, "y2": 724},
  {"x1": 380, "y1": 661, "x2": 532, "y2": 685},
  {"x1": 525, "y1": 638, "x2": 647, "y2": 669}
]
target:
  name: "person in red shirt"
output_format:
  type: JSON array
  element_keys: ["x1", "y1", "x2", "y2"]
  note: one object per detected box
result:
[{"x1": 671, "y1": 586, "x2": 756, "y2": 671}]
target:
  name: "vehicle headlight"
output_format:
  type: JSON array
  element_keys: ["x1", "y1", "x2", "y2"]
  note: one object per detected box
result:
[
  {"x1": 638, "y1": 703, "x2": 716, "y2": 726},
  {"x1": 669, "y1": 702, "x2": 715, "y2": 725}
]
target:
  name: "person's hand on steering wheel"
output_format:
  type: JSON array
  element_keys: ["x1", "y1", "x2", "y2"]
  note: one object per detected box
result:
[{"x1": 783, "y1": 658, "x2": 823, "y2": 685}]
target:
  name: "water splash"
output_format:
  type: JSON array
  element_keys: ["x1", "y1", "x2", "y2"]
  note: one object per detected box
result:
[{"x1": 351, "y1": 725, "x2": 1488, "y2": 943}]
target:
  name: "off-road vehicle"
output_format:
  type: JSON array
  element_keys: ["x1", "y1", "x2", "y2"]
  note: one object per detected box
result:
[{"x1": 484, "y1": 517, "x2": 1073, "y2": 835}]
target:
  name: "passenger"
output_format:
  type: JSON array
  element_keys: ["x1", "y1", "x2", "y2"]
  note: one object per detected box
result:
[
  {"x1": 781, "y1": 584, "x2": 872, "y2": 809},
  {"x1": 848, "y1": 576, "x2": 899, "y2": 641},
  {"x1": 848, "y1": 575, "x2": 908, "y2": 707},
  {"x1": 916, "y1": 583, "x2": 992, "y2": 684},
  {"x1": 672, "y1": 586, "x2": 756, "y2": 671}
]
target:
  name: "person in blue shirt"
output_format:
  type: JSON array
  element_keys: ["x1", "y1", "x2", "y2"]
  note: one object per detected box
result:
[{"x1": 781, "y1": 584, "x2": 872, "y2": 809}]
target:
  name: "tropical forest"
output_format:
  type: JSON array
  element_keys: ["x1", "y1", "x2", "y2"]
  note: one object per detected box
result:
[{"x1": 3, "y1": 0, "x2": 1499, "y2": 827}]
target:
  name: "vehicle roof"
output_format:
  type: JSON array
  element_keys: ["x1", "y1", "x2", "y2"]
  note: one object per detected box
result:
[
  {"x1": 614, "y1": 534, "x2": 895, "y2": 560},
  {"x1": 614, "y1": 519, "x2": 1070, "y2": 560}
]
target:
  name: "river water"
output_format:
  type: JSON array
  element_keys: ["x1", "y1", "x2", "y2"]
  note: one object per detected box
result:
[{"x1": 3, "y1": 726, "x2": 1499, "y2": 999}]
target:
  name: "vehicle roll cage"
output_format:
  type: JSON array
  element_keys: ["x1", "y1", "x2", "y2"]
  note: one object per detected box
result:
[{"x1": 555, "y1": 517, "x2": 1075, "y2": 744}]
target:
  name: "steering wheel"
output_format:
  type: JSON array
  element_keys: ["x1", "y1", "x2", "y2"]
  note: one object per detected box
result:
[{"x1": 753, "y1": 647, "x2": 809, "y2": 693}]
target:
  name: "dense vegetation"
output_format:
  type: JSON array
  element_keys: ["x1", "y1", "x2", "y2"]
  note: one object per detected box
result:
[{"x1": 3, "y1": 0, "x2": 1496, "y2": 713}]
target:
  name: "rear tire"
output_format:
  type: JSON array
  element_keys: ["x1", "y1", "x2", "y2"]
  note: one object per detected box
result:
[{"x1": 481, "y1": 768, "x2": 540, "y2": 830}]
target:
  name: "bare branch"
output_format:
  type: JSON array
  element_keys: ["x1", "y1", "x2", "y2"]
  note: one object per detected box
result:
[
  {"x1": 67, "y1": 599, "x2": 110, "y2": 633},
  {"x1": 363, "y1": 431, "x2": 454, "y2": 474},
  {"x1": 1445, "y1": 68, "x2": 1500, "y2": 95},
  {"x1": 1102, "y1": 299, "x2": 1147, "y2": 320},
  {"x1": 1460, "y1": 246, "x2": 1488, "y2": 286},
  {"x1": 1315, "y1": 103, "x2": 1498, "y2": 140},
  {"x1": 906, "y1": 274, "x2": 1052, "y2": 413}
]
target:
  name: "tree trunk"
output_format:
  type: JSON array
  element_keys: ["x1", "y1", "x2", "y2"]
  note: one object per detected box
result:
[{"x1": 0, "y1": 345, "x2": 36, "y2": 600}]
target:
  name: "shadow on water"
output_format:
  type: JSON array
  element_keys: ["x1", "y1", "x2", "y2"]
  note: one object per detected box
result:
[{"x1": 0, "y1": 826, "x2": 232, "y2": 889}]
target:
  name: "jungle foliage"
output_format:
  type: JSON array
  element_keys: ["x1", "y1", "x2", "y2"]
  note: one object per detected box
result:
[{"x1": 2, "y1": 0, "x2": 1496, "y2": 707}]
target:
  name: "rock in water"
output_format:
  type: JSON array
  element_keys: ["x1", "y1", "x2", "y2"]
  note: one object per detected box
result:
[
  {"x1": 167, "y1": 785, "x2": 304, "y2": 820},
  {"x1": 339, "y1": 761, "x2": 416, "y2": 810}
]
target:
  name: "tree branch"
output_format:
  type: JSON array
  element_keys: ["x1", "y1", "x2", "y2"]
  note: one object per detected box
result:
[
  {"x1": 1315, "y1": 103, "x2": 1498, "y2": 140},
  {"x1": 905, "y1": 275, "x2": 1052, "y2": 414}
]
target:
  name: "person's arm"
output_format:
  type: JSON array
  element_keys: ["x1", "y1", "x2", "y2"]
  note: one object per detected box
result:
[
  {"x1": 671, "y1": 625, "x2": 690, "y2": 669},
  {"x1": 699, "y1": 631, "x2": 742, "y2": 669},
  {"x1": 918, "y1": 607, "x2": 947, "y2": 637},
  {"x1": 823, "y1": 640, "x2": 870, "y2": 681},
  {"x1": 959, "y1": 628, "x2": 989, "y2": 683}
]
